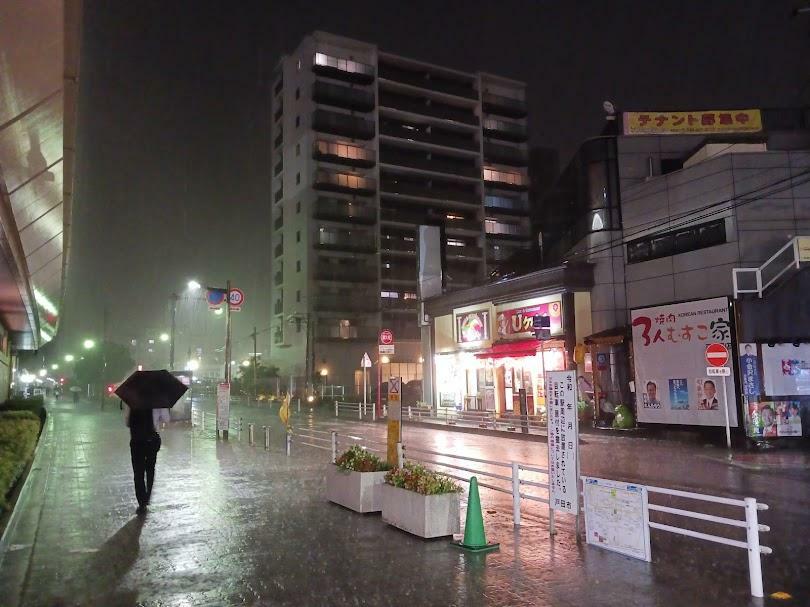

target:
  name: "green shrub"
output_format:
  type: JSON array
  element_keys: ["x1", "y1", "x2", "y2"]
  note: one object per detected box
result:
[
  {"x1": 335, "y1": 445, "x2": 391, "y2": 473},
  {"x1": 0, "y1": 410, "x2": 41, "y2": 512},
  {"x1": 2, "y1": 395, "x2": 44, "y2": 413},
  {"x1": 385, "y1": 462, "x2": 461, "y2": 495}
]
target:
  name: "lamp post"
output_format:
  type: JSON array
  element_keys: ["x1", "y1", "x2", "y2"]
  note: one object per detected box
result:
[
  {"x1": 320, "y1": 367, "x2": 328, "y2": 396},
  {"x1": 288, "y1": 313, "x2": 314, "y2": 397}
]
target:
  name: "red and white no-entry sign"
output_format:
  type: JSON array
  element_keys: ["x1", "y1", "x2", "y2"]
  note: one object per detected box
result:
[
  {"x1": 379, "y1": 329, "x2": 394, "y2": 345},
  {"x1": 705, "y1": 343, "x2": 729, "y2": 367}
]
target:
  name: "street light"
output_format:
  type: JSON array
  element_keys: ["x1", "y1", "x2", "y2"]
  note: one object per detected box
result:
[
  {"x1": 64, "y1": 354, "x2": 74, "y2": 362},
  {"x1": 83, "y1": 339, "x2": 96, "y2": 349},
  {"x1": 187, "y1": 279, "x2": 201, "y2": 291},
  {"x1": 51, "y1": 363, "x2": 59, "y2": 370},
  {"x1": 214, "y1": 308, "x2": 224, "y2": 316},
  {"x1": 242, "y1": 359, "x2": 250, "y2": 367},
  {"x1": 38, "y1": 369, "x2": 47, "y2": 377},
  {"x1": 159, "y1": 333, "x2": 170, "y2": 342},
  {"x1": 186, "y1": 359, "x2": 200, "y2": 372},
  {"x1": 381, "y1": 355, "x2": 391, "y2": 364}
]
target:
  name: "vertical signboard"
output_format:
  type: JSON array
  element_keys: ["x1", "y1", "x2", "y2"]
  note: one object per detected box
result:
[
  {"x1": 216, "y1": 382, "x2": 230, "y2": 432},
  {"x1": 546, "y1": 370, "x2": 579, "y2": 514},
  {"x1": 631, "y1": 297, "x2": 738, "y2": 427},
  {"x1": 583, "y1": 477, "x2": 651, "y2": 562}
]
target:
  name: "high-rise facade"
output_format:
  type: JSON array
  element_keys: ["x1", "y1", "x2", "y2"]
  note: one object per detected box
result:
[{"x1": 269, "y1": 32, "x2": 531, "y2": 391}]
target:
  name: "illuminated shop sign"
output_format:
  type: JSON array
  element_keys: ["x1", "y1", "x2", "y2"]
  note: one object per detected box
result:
[
  {"x1": 496, "y1": 298, "x2": 563, "y2": 340},
  {"x1": 455, "y1": 310, "x2": 490, "y2": 343}
]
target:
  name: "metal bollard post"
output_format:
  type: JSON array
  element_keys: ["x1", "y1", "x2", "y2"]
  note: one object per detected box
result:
[
  {"x1": 335, "y1": 401, "x2": 339, "y2": 417},
  {"x1": 264, "y1": 425, "x2": 270, "y2": 450},
  {"x1": 331, "y1": 431, "x2": 337, "y2": 463},
  {"x1": 549, "y1": 506, "x2": 556, "y2": 536},
  {"x1": 248, "y1": 423, "x2": 255, "y2": 445},
  {"x1": 285, "y1": 432, "x2": 291, "y2": 456},
  {"x1": 745, "y1": 497, "x2": 765, "y2": 598},
  {"x1": 512, "y1": 462, "x2": 521, "y2": 527},
  {"x1": 396, "y1": 442, "x2": 404, "y2": 468},
  {"x1": 358, "y1": 403, "x2": 362, "y2": 420},
  {"x1": 201, "y1": 411, "x2": 205, "y2": 431},
  {"x1": 297, "y1": 398, "x2": 301, "y2": 414},
  {"x1": 239, "y1": 417, "x2": 243, "y2": 439},
  {"x1": 408, "y1": 406, "x2": 412, "y2": 420},
  {"x1": 372, "y1": 404, "x2": 376, "y2": 422}
]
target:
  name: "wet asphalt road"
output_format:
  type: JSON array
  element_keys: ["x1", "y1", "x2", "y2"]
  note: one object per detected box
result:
[{"x1": 0, "y1": 397, "x2": 807, "y2": 606}]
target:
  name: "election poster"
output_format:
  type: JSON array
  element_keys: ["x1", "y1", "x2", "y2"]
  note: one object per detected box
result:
[
  {"x1": 631, "y1": 297, "x2": 738, "y2": 427},
  {"x1": 761, "y1": 343, "x2": 810, "y2": 396}
]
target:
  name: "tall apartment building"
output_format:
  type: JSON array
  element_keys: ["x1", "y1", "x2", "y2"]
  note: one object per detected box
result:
[{"x1": 269, "y1": 32, "x2": 531, "y2": 391}]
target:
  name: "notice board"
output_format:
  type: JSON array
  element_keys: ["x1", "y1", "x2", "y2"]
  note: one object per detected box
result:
[{"x1": 583, "y1": 477, "x2": 651, "y2": 562}]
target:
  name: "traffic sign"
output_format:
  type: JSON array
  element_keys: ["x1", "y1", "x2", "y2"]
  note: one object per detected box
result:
[
  {"x1": 379, "y1": 329, "x2": 394, "y2": 345},
  {"x1": 388, "y1": 376, "x2": 401, "y2": 402},
  {"x1": 705, "y1": 343, "x2": 729, "y2": 367},
  {"x1": 361, "y1": 352, "x2": 372, "y2": 368},
  {"x1": 707, "y1": 366, "x2": 731, "y2": 376},
  {"x1": 378, "y1": 344, "x2": 395, "y2": 355},
  {"x1": 207, "y1": 288, "x2": 226, "y2": 309},
  {"x1": 229, "y1": 288, "x2": 245, "y2": 311}
]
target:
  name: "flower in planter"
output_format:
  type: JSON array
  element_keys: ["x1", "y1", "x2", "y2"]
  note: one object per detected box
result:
[
  {"x1": 335, "y1": 445, "x2": 391, "y2": 473},
  {"x1": 384, "y1": 462, "x2": 461, "y2": 495}
]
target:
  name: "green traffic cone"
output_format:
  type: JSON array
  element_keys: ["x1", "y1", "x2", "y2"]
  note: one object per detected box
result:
[{"x1": 453, "y1": 476, "x2": 499, "y2": 552}]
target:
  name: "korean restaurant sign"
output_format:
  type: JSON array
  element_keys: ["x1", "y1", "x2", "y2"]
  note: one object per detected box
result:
[
  {"x1": 623, "y1": 109, "x2": 762, "y2": 136},
  {"x1": 630, "y1": 297, "x2": 738, "y2": 428},
  {"x1": 455, "y1": 309, "x2": 490, "y2": 344},
  {"x1": 546, "y1": 370, "x2": 579, "y2": 515},
  {"x1": 496, "y1": 296, "x2": 563, "y2": 341}
]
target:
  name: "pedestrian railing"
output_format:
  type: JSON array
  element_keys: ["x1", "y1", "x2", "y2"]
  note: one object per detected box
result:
[{"x1": 334, "y1": 400, "x2": 377, "y2": 421}]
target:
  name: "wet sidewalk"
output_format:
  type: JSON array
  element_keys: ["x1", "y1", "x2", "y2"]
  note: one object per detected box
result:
[{"x1": 0, "y1": 400, "x2": 807, "y2": 606}]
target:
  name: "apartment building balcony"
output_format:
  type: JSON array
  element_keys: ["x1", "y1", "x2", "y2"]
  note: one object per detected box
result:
[
  {"x1": 380, "y1": 175, "x2": 480, "y2": 206},
  {"x1": 379, "y1": 206, "x2": 480, "y2": 234},
  {"x1": 381, "y1": 319, "x2": 421, "y2": 340},
  {"x1": 313, "y1": 52, "x2": 375, "y2": 85},
  {"x1": 446, "y1": 244, "x2": 484, "y2": 259},
  {"x1": 312, "y1": 109, "x2": 375, "y2": 140},
  {"x1": 483, "y1": 167, "x2": 529, "y2": 191},
  {"x1": 487, "y1": 242, "x2": 530, "y2": 262},
  {"x1": 378, "y1": 60, "x2": 477, "y2": 100},
  {"x1": 314, "y1": 170, "x2": 377, "y2": 195},
  {"x1": 316, "y1": 263, "x2": 378, "y2": 283},
  {"x1": 273, "y1": 270, "x2": 283, "y2": 285},
  {"x1": 314, "y1": 197, "x2": 377, "y2": 225},
  {"x1": 381, "y1": 298, "x2": 418, "y2": 312},
  {"x1": 482, "y1": 92, "x2": 527, "y2": 119},
  {"x1": 484, "y1": 194, "x2": 529, "y2": 215},
  {"x1": 274, "y1": 188, "x2": 283, "y2": 203},
  {"x1": 381, "y1": 265, "x2": 417, "y2": 283},
  {"x1": 316, "y1": 324, "x2": 379, "y2": 341},
  {"x1": 316, "y1": 229, "x2": 377, "y2": 253},
  {"x1": 483, "y1": 142, "x2": 528, "y2": 167},
  {"x1": 379, "y1": 90, "x2": 478, "y2": 126},
  {"x1": 485, "y1": 220, "x2": 531, "y2": 240},
  {"x1": 380, "y1": 119, "x2": 479, "y2": 153},
  {"x1": 445, "y1": 268, "x2": 478, "y2": 288},
  {"x1": 273, "y1": 242, "x2": 283, "y2": 258},
  {"x1": 380, "y1": 145, "x2": 479, "y2": 179},
  {"x1": 315, "y1": 296, "x2": 380, "y2": 313},
  {"x1": 312, "y1": 80, "x2": 375, "y2": 112},
  {"x1": 314, "y1": 140, "x2": 376, "y2": 168},
  {"x1": 483, "y1": 118, "x2": 528, "y2": 143},
  {"x1": 273, "y1": 215, "x2": 283, "y2": 230},
  {"x1": 274, "y1": 300, "x2": 283, "y2": 315},
  {"x1": 380, "y1": 235, "x2": 417, "y2": 255}
]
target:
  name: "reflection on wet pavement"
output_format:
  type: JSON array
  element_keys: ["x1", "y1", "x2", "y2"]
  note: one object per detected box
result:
[{"x1": 0, "y1": 398, "x2": 807, "y2": 606}]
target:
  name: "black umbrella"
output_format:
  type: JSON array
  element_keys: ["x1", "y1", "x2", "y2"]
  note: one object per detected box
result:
[{"x1": 115, "y1": 370, "x2": 188, "y2": 410}]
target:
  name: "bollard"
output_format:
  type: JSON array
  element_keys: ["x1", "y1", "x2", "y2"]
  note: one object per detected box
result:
[
  {"x1": 201, "y1": 411, "x2": 205, "y2": 431},
  {"x1": 248, "y1": 423, "x2": 255, "y2": 446},
  {"x1": 264, "y1": 425, "x2": 270, "y2": 450},
  {"x1": 358, "y1": 403, "x2": 362, "y2": 420},
  {"x1": 239, "y1": 417, "x2": 243, "y2": 439},
  {"x1": 285, "y1": 432, "x2": 291, "y2": 456},
  {"x1": 549, "y1": 506, "x2": 556, "y2": 536},
  {"x1": 744, "y1": 497, "x2": 764, "y2": 598},
  {"x1": 396, "y1": 442, "x2": 404, "y2": 468},
  {"x1": 297, "y1": 398, "x2": 301, "y2": 414},
  {"x1": 331, "y1": 431, "x2": 337, "y2": 463},
  {"x1": 408, "y1": 405, "x2": 412, "y2": 420},
  {"x1": 512, "y1": 462, "x2": 521, "y2": 527},
  {"x1": 335, "y1": 401, "x2": 339, "y2": 417},
  {"x1": 372, "y1": 404, "x2": 376, "y2": 422}
]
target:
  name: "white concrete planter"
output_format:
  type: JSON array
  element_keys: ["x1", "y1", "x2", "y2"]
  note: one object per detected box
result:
[
  {"x1": 326, "y1": 465, "x2": 387, "y2": 513},
  {"x1": 381, "y1": 484, "x2": 461, "y2": 538}
]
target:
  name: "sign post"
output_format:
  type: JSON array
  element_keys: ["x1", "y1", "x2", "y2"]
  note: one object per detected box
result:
[
  {"x1": 361, "y1": 352, "x2": 372, "y2": 413},
  {"x1": 545, "y1": 370, "x2": 579, "y2": 537},
  {"x1": 217, "y1": 382, "x2": 230, "y2": 438},
  {"x1": 706, "y1": 343, "x2": 732, "y2": 449},
  {"x1": 387, "y1": 376, "x2": 402, "y2": 467},
  {"x1": 377, "y1": 330, "x2": 394, "y2": 419}
]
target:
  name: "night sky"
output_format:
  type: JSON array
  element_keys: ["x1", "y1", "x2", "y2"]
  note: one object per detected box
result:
[{"x1": 55, "y1": 0, "x2": 810, "y2": 362}]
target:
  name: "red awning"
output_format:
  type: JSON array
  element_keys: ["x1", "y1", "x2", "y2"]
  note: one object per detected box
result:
[{"x1": 474, "y1": 339, "x2": 567, "y2": 360}]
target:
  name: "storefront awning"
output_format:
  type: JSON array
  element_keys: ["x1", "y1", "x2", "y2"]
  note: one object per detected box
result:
[
  {"x1": 585, "y1": 326, "x2": 629, "y2": 346},
  {"x1": 475, "y1": 339, "x2": 566, "y2": 360}
]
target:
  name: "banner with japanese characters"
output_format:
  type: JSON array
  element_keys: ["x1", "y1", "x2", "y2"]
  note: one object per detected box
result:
[
  {"x1": 623, "y1": 109, "x2": 762, "y2": 135},
  {"x1": 631, "y1": 297, "x2": 739, "y2": 427},
  {"x1": 546, "y1": 370, "x2": 579, "y2": 514}
]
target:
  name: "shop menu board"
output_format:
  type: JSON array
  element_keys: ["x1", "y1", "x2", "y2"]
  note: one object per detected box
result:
[
  {"x1": 546, "y1": 371, "x2": 579, "y2": 514},
  {"x1": 761, "y1": 343, "x2": 810, "y2": 396},
  {"x1": 630, "y1": 297, "x2": 738, "y2": 427},
  {"x1": 583, "y1": 477, "x2": 651, "y2": 562}
]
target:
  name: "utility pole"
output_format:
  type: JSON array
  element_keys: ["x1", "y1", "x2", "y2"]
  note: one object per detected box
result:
[
  {"x1": 169, "y1": 293, "x2": 179, "y2": 370},
  {"x1": 222, "y1": 280, "x2": 232, "y2": 440},
  {"x1": 100, "y1": 305, "x2": 108, "y2": 408},
  {"x1": 251, "y1": 326, "x2": 259, "y2": 399}
]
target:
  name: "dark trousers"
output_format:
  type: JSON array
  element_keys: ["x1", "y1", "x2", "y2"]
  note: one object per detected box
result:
[{"x1": 130, "y1": 436, "x2": 161, "y2": 506}]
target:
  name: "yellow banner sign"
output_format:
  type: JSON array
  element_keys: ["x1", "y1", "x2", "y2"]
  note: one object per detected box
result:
[{"x1": 623, "y1": 109, "x2": 762, "y2": 135}]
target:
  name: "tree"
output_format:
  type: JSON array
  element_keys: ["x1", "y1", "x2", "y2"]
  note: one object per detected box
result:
[
  {"x1": 74, "y1": 341, "x2": 135, "y2": 386},
  {"x1": 232, "y1": 357, "x2": 279, "y2": 395}
]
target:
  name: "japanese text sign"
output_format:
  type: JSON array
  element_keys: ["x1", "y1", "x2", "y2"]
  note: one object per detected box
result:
[
  {"x1": 496, "y1": 298, "x2": 562, "y2": 340},
  {"x1": 623, "y1": 109, "x2": 762, "y2": 135},
  {"x1": 631, "y1": 297, "x2": 738, "y2": 428},
  {"x1": 546, "y1": 370, "x2": 579, "y2": 515}
]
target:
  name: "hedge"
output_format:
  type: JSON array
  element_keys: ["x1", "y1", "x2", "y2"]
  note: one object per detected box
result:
[
  {"x1": 0, "y1": 410, "x2": 41, "y2": 513},
  {"x1": 1, "y1": 395, "x2": 46, "y2": 426}
]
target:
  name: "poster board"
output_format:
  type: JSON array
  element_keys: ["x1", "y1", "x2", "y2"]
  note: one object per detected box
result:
[
  {"x1": 631, "y1": 297, "x2": 738, "y2": 427},
  {"x1": 761, "y1": 343, "x2": 810, "y2": 396},
  {"x1": 546, "y1": 370, "x2": 579, "y2": 515},
  {"x1": 583, "y1": 477, "x2": 651, "y2": 562}
]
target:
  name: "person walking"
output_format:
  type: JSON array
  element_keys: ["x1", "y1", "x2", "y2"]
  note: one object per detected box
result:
[{"x1": 124, "y1": 405, "x2": 170, "y2": 515}]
